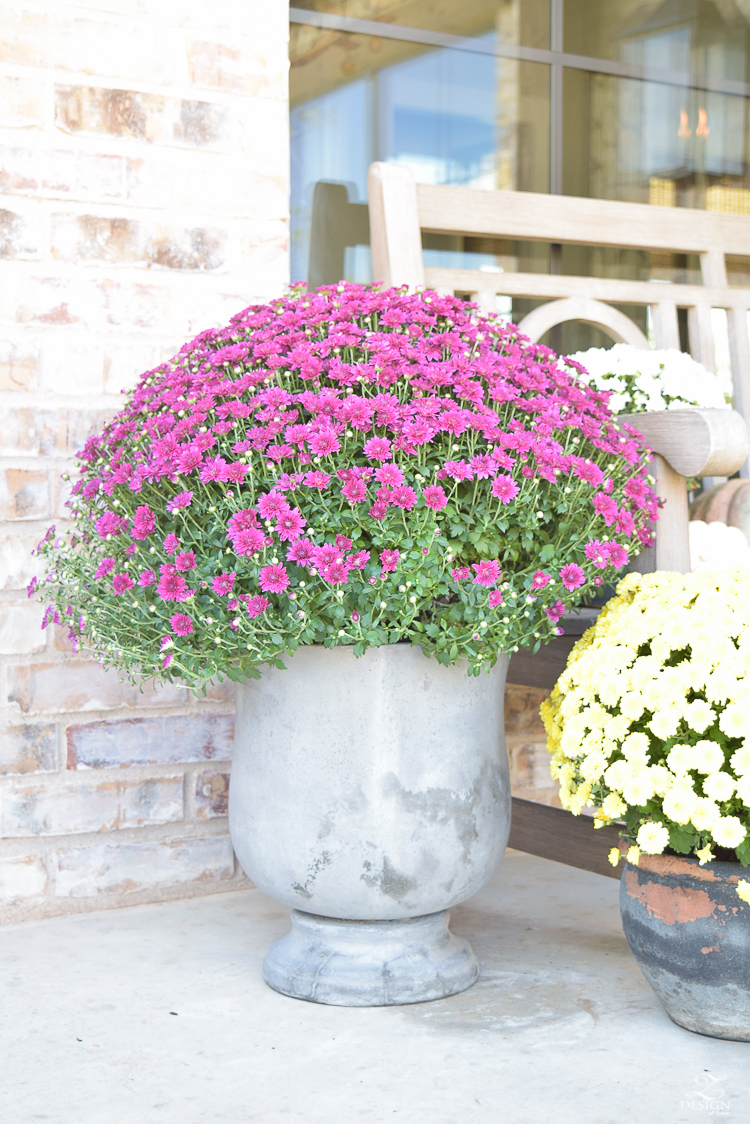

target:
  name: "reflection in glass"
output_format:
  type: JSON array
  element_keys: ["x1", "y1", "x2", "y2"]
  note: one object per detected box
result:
[
  {"x1": 291, "y1": 0, "x2": 550, "y2": 48},
  {"x1": 291, "y1": 29, "x2": 550, "y2": 282}
]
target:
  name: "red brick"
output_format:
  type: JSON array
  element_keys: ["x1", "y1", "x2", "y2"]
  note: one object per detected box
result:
[
  {"x1": 0, "y1": 74, "x2": 46, "y2": 129},
  {"x1": 0, "y1": 526, "x2": 45, "y2": 590},
  {"x1": 0, "y1": 855, "x2": 47, "y2": 903},
  {"x1": 504, "y1": 684, "x2": 549, "y2": 735},
  {"x1": 0, "y1": 603, "x2": 46, "y2": 655},
  {"x1": 0, "y1": 11, "x2": 174, "y2": 84},
  {"x1": 0, "y1": 723, "x2": 58, "y2": 775},
  {"x1": 186, "y1": 37, "x2": 287, "y2": 97},
  {"x1": 67, "y1": 713, "x2": 233, "y2": 769},
  {"x1": 0, "y1": 774, "x2": 184, "y2": 837},
  {"x1": 55, "y1": 85, "x2": 233, "y2": 150},
  {"x1": 0, "y1": 405, "x2": 116, "y2": 458},
  {"x1": 0, "y1": 337, "x2": 37, "y2": 391},
  {"x1": 0, "y1": 146, "x2": 126, "y2": 201},
  {"x1": 2, "y1": 274, "x2": 171, "y2": 333},
  {"x1": 195, "y1": 768, "x2": 230, "y2": 818},
  {"x1": 51, "y1": 213, "x2": 227, "y2": 271},
  {"x1": 7, "y1": 660, "x2": 187, "y2": 715},
  {"x1": 54, "y1": 834, "x2": 234, "y2": 897},
  {"x1": 0, "y1": 468, "x2": 49, "y2": 520},
  {"x1": 0, "y1": 207, "x2": 41, "y2": 259}
]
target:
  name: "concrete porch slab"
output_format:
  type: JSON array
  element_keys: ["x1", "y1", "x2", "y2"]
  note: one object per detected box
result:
[{"x1": 2, "y1": 850, "x2": 748, "y2": 1124}]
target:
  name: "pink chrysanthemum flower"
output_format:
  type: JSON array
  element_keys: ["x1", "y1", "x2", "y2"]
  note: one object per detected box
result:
[
  {"x1": 488, "y1": 589, "x2": 504, "y2": 608},
  {"x1": 303, "y1": 471, "x2": 331, "y2": 490},
  {"x1": 368, "y1": 502, "x2": 388, "y2": 520},
  {"x1": 375, "y1": 463, "x2": 405, "y2": 487},
  {"x1": 175, "y1": 550, "x2": 196, "y2": 572},
  {"x1": 169, "y1": 612, "x2": 194, "y2": 636},
  {"x1": 287, "y1": 539, "x2": 316, "y2": 566},
  {"x1": 593, "y1": 492, "x2": 619, "y2": 525},
  {"x1": 451, "y1": 566, "x2": 471, "y2": 581},
  {"x1": 335, "y1": 534, "x2": 352, "y2": 551},
  {"x1": 308, "y1": 429, "x2": 341, "y2": 457},
  {"x1": 164, "y1": 533, "x2": 180, "y2": 555},
  {"x1": 112, "y1": 572, "x2": 135, "y2": 595},
  {"x1": 138, "y1": 570, "x2": 156, "y2": 587},
  {"x1": 324, "y1": 560, "x2": 350, "y2": 584},
  {"x1": 560, "y1": 563, "x2": 585, "y2": 590},
  {"x1": 363, "y1": 437, "x2": 392, "y2": 461},
  {"x1": 244, "y1": 594, "x2": 270, "y2": 619},
  {"x1": 422, "y1": 485, "x2": 447, "y2": 510},
  {"x1": 348, "y1": 550, "x2": 370, "y2": 569},
  {"x1": 227, "y1": 509, "x2": 258, "y2": 536},
  {"x1": 472, "y1": 560, "x2": 500, "y2": 586},
  {"x1": 232, "y1": 528, "x2": 266, "y2": 556},
  {"x1": 211, "y1": 572, "x2": 236, "y2": 596},
  {"x1": 546, "y1": 600, "x2": 565, "y2": 624},
  {"x1": 390, "y1": 485, "x2": 417, "y2": 510},
  {"x1": 168, "y1": 491, "x2": 194, "y2": 513},
  {"x1": 258, "y1": 564, "x2": 289, "y2": 593},
  {"x1": 132, "y1": 505, "x2": 156, "y2": 539},
  {"x1": 95, "y1": 557, "x2": 116, "y2": 580},
  {"x1": 95, "y1": 511, "x2": 126, "y2": 538},
  {"x1": 275, "y1": 509, "x2": 306, "y2": 542},
  {"x1": 530, "y1": 570, "x2": 551, "y2": 590},
  {"x1": 584, "y1": 540, "x2": 608, "y2": 568},
  {"x1": 380, "y1": 548, "x2": 399, "y2": 573},
  {"x1": 491, "y1": 476, "x2": 519, "y2": 503},
  {"x1": 605, "y1": 542, "x2": 628, "y2": 568},
  {"x1": 313, "y1": 544, "x2": 341, "y2": 569},
  {"x1": 156, "y1": 571, "x2": 190, "y2": 601},
  {"x1": 342, "y1": 477, "x2": 367, "y2": 504},
  {"x1": 258, "y1": 493, "x2": 290, "y2": 521}
]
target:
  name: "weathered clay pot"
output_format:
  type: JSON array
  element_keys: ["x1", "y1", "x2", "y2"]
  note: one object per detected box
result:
[
  {"x1": 620, "y1": 853, "x2": 750, "y2": 1040},
  {"x1": 690, "y1": 479, "x2": 748, "y2": 524},
  {"x1": 230, "y1": 643, "x2": 511, "y2": 1006}
]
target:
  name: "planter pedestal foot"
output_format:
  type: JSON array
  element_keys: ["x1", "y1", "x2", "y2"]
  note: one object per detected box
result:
[{"x1": 263, "y1": 908, "x2": 479, "y2": 1007}]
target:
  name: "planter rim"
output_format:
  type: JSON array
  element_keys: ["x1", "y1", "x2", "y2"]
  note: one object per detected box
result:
[{"x1": 624, "y1": 853, "x2": 743, "y2": 883}]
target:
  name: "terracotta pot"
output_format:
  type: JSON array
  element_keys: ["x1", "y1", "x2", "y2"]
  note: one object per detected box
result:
[
  {"x1": 620, "y1": 853, "x2": 750, "y2": 1040},
  {"x1": 690, "y1": 479, "x2": 748, "y2": 524}
]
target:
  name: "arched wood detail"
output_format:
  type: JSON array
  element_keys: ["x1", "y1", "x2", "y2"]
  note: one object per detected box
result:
[{"x1": 517, "y1": 297, "x2": 651, "y2": 349}]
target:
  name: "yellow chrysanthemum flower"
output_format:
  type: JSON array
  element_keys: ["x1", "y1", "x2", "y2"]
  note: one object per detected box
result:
[
  {"x1": 736, "y1": 879, "x2": 750, "y2": 905},
  {"x1": 696, "y1": 844, "x2": 714, "y2": 865},
  {"x1": 703, "y1": 771, "x2": 736, "y2": 802},
  {"x1": 626, "y1": 845, "x2": 641, "y2": 865},
  {"x1": 636, "y1": 821, "x2": 669, "y2": 855},
  {"x1": 712, "y1": 815, "x2": 746, "y2": 849},
  {"x1": 608, "y1": 847, "x2": 621, "y2": 867},
  {"x1": 540, "y1": 571, "x2": 750, "y2": 862}
]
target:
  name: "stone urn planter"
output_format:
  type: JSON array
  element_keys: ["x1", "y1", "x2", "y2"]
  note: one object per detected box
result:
[
  {"x1": 620, "y1": 853, "x2": 750, "y2": 1041},
  {"x1": 229, "y1": 643, "x2": 511, "y2": 1006}
]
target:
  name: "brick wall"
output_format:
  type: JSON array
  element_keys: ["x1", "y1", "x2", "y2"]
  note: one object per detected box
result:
[{"x1": 0, "y1": 0, "x2": 289, "y2": 922}]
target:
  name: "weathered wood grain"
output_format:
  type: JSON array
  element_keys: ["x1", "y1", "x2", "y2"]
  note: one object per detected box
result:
[{"x1": 509, "y1": 797, "x2": 622, "y2": 880}]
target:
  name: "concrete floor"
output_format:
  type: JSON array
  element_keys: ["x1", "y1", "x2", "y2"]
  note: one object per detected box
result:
[{"x1": 2, "y1": 851, "x2": 748, "y2": 1124}]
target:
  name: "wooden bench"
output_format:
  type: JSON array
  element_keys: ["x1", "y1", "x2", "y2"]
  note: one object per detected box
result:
[{"x1": 366, "y1": 162, "x2": 750, "y2": 875}]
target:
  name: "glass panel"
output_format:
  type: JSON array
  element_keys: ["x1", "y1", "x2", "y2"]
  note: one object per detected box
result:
[
  {"x1": 564, "y1": 0, "x2": 750, "y2": 84},
  {"x1": 291, "y1": 0, "x2": 551, "y2": 49},
  {"x1": 563, "y1": 67, "x2": 750, "y2": 208},
  {"x1": 290, "y1": 29, "x2": 550, "y2": 282}
]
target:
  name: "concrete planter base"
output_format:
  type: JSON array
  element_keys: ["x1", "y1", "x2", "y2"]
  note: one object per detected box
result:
[
  {"x1": 230, "y1": 643, "x2": 510, "y2": 1006},
  {"x1": 263, "y1": 908, "x2": 478, "y2": 1006}
]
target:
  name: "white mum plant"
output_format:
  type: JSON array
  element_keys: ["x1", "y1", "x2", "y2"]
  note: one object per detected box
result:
[{"x1": 564, "y1": 344, "x2": 731, "y2": 414}]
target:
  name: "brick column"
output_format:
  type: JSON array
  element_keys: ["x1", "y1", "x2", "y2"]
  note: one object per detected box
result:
[{"x1": 0, "y1": 0, "x2": 289, "y2": 921}]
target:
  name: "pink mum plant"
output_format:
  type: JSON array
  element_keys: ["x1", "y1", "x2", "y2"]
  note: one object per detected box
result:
[{"x1": 34, "y1": 283, "x2": 657, "y2": 686}]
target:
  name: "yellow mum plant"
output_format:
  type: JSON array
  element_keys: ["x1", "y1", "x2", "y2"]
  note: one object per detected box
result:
[{"x1": 541, "y1": 571, "x2": 750, "y2": 899}]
